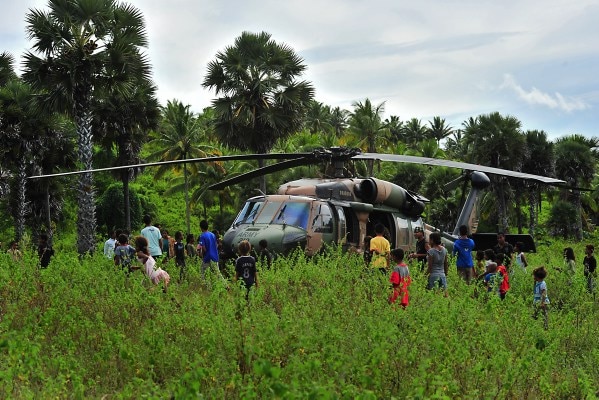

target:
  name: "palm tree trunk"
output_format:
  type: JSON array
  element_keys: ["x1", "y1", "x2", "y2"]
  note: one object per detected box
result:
[
  {"x1": 15, "y1": 157, "x2": 27, "y2": 242},
  {"x1": 574, "y1": 189, "x2": 583, "y2": 241},
  {"x1": 45, "y1": 182, "x2": 53, "y2": 246},
  {"x1": 528, "y1": 187, "x2": 537, "y2": 238},
  {"x1": 123, "y1": 170, "x2": 131, "y2": 232},
  {"x1": 76, "y1": 105, "x2": 97, "y2": 256},
  {"x1": 184, "y1": 162, "x2": 190, "y2": 234}
]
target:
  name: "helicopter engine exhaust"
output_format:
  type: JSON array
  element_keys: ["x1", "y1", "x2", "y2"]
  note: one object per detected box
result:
[{"x1": 355, "y1": 178, "x2": 425, "y2": 217}]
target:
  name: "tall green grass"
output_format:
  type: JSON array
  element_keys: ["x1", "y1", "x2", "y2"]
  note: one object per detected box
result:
[{"x1": 0, "y1": 242, "x2": 597, "y2": 399}]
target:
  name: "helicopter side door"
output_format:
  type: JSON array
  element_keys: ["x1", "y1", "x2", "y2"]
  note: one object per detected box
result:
[{"x1": 307, "y1": 202, "x2": 335, "y2": 254}]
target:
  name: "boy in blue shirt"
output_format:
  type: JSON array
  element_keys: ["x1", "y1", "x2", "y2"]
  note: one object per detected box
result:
[{"x1": 452, "y1": 225, "x2": 475, "y2": 284}]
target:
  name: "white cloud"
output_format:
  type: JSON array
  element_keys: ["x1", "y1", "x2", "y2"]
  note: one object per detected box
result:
[{"x1": 501, "y1": 74, "x2": 590, "y2": 112}]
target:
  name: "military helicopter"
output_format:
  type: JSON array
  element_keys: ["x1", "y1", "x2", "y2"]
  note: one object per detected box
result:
[
  {"x1": 205, "y1": 147, "x2": 564, "y2": 259},
  {"x1": 29, "y1": 147, "x2": 565, "y2": 259}
]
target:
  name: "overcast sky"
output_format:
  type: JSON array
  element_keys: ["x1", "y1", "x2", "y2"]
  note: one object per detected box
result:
[{"x1": 2, "y1": 0, "x2": 599, "y2": 140}]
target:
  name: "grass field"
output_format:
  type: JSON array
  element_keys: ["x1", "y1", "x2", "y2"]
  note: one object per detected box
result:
[{"x1": 0, "y1": 241, "x2": 598, "y2": 399}]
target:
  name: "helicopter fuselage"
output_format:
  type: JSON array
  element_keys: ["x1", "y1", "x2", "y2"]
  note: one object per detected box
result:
[{"x1": 221, "y1": 177, "x2": 432, "y2": 260}]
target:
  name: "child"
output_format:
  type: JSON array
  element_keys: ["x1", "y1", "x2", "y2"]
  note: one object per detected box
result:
[
  {"x1": 427, "y1": 232, "x2": 448, "y2": 297},
  {"x1": 496, "y1": 253, "x2": 510, "y2": 300},
  {"x1": 185, "y1": 234, "x2": 197, "y2": 258},
  {"x1": 173, "y1": 231, "x2": 187, "y2": 282},
  {"x1": 370, "y1": 224, "x2": 390, "y2": 273},
  {"x1": 134, "y1": 236, "x2": 171, "y2": 292},
  {"x1": 532, "y1": 266, "x2": 550, "y2": 330},
  {"x1": 388, "y1": 248, "x2": 411, "y2": 308},
  {"x1": 258, "y1": 239, "x2": 274, "y2": 269},
  {"x1": 583, "y1": 244, "x2": 596, "y2": 295},
  {"x1": 114, "y1": 233, "x2": 136, "y2": 275},
  {"x1": 7, "y1": 241, "x2": 22, "y2": 262},
  {"x1": 38, "y1": 233, "x2": 54, "y2": 269},
  {"x1": 563, "y1": 247, "x2": 576, "y2": 284},
  {"x1": 474, "y1": 250, "x2": 485, "y2": 278},
  {"x1": 483, "y1": 262, "x2": 500, "y2": 297},
  {"x1": 235, "y1": 240, "x2": 258, "y2": 300},
  {"x1": 514, "y1": 242, "x2": 528, "y2": 272}
]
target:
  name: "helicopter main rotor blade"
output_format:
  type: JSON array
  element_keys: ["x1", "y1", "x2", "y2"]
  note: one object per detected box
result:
[
  {"x1": 356, "y1": 153, "x2": 566, "y2": 185},
  {"x1": 27, "y1": 153, "x2": 312, "y2": 179},
  {"x1": 209, "y1": 157, "x2": 320, "y2": 190}
]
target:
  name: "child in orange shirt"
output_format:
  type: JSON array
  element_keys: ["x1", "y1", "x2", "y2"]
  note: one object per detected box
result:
[{"x1": 389, "y1": 248, "x2": 412, "y2": 308}]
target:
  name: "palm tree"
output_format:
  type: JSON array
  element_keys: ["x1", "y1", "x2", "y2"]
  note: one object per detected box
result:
[
  {"x1": 94, "y1": 81, "x2": 160, "y2": 232},
  {"x1": 462, "y1": 112, "x2": 526, "y2": 232},
  {"x1": 148, "y1": 101, "x2": 220, "y2": 234},
  {"x1": 554, "y1": 135, "x2": 599, "y2": 240},
  {"x1": 385, "y1": 115, "x2": 403, "y2": 143},
  {"x1": 401, "y1": 118, "x2": 429, "y2": 148},
  {"x1": 304, "y1": 100, "x2": 332, "y2": 134},
  {"x1": 203, "y1": 31, "x2": 314, "y2": 193},
  {"x1": 348, "y1": 98, "x2": 389, "y2": 176},
  {"x1": 522, "y1": 130, "x2": 555, "y2": 237},
  {"x1": 0, "y1": 52, "x2": 17, "y2": 85},
  {"x1": 427, "y1": 116, "x2": 454, "y2": 145},
  {"x1": 23, "y1": 0, "x2": 152, "y2": 255},
  {"x1": 330, "y1": 106, "x2": 349, "y2": 137},
  {"x1": 0, "y1": 74, "x2": 40, "y2": 242}
]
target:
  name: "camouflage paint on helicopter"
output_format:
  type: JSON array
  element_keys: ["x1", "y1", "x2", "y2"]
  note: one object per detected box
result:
[{"x1": 220, "y1": 177, "x2": 430, "y2": 259}]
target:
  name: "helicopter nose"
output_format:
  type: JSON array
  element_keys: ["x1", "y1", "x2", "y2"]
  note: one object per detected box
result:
[{"x1": 222, "y1": 226, "x2": 307, "y2": 258}]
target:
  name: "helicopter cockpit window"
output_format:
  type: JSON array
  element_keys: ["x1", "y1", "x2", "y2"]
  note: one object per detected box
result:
[
  {"x1": 233, "y1": 201, "x2": 264, "y2": 226},
  {"x1": 312, "y1": 204, "x2": 333, "y2": 233},
  {"x1": 254, "y1": 201, "x2": 283, "y2": 224},
  {"x1": 273, "y1": 201, "x2": 310, "y2": 229}
]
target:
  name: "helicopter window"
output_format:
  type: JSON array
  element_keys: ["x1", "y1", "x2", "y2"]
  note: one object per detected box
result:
[
  {"x1": 336, "y1": 207, "x2": 347, "y2": 243},
  {"x1": 312, "y1": 204, "x2": 333, "y2": 233},
  {"x1": 254, "y1": 201, "x2": 283, "y2": 224},
  {"x1": 233, "y1": 201, "x2": 264, "y2": 225},
  {"x1": 273, "y1": 201, "x2": 310, "y2": 229}
]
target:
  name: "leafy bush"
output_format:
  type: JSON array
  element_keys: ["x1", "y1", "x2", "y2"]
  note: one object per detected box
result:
[
  {"x1": 547, "y1": 200, "x2": 578, "y2": 238},
  {"x1": 96, "y1": 183, "x2": 143, "y2": 233}
]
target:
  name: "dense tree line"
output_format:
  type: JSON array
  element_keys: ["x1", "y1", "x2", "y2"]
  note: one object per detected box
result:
[{"x1": 1, "y1": 0, "x2": 598, "y2": 253}]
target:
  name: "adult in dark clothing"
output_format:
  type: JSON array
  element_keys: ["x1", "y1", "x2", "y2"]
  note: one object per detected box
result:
[
  {"x1": 408, "y1": 227, "x2": 430, "y2": 271},
  {"x1": 493, "y1": 233, "x2": 514, "y2": 269},
  {"x1": 38, "y1": 233, "x2": 54, "y2": 269}
]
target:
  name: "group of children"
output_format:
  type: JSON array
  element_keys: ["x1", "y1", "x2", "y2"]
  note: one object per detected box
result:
[
  {"x1": 383, "y1": 230, "x2": 554, "y2": 330},
  {"x1": 112, "y1": 232, "x2": 259, "y2": 297}
]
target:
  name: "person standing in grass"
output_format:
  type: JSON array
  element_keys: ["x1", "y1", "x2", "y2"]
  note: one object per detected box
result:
[
  {"x1": 427, "y1": 232, "x2": 448, "y2": 296},
  {"x1": 235, "y1": 240, "x2": 258, "y2": 300},
  {"x1": 114, "y1": 233, "x2": 136, "y2": 275},
  {"x1": 563, "y1": 247, "x2": 576, "y2": 285},
  {"x1": 7, "y1": 241, "x2": 22, "y2": 262},
  {"x1": 173, "y1": 231, "x2": 187, "y2": 282},
  {"x1": 258, "y1": 239, "x2": 274, "y2": 269},
  {"x1": 133, "y1": 236, "x2": 170, "y2": 293},
  {"x1": 496, "y1": 253, "x2": 510, "y2": 300},
  {"x1": 198, "y1": 220, "x2": 226, "y2": 284},
  {"x1": 370, "y1": 223, "x2": 391, "y2": 274},
  {"x1": 141, "y1": 215, "x2": 162, "y2": 260},
  {"x1": 514, "y1": 242, "x2": 528, "y2": 273},
  {"x1": 532, "y1": 266, "x2": 550, "y2": 330},
  {"x1": 388, "y1": 248, "x2": 411, "y2": 308},
  {"x1": 483, "y1": 262, "x2": 500, "y2": 297},
  {"x1": 474, "y1": 250, "x2": 486, "y2": 278},
  {"x1": 452, "y1": 225, "x2": 475, "y2": 284},
  {"x1": 583, "y1": 244, "x2": 596, "y2": 295},
  {"x1": 38, "y1": 233, "x2": 54, "y2": 269}
]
